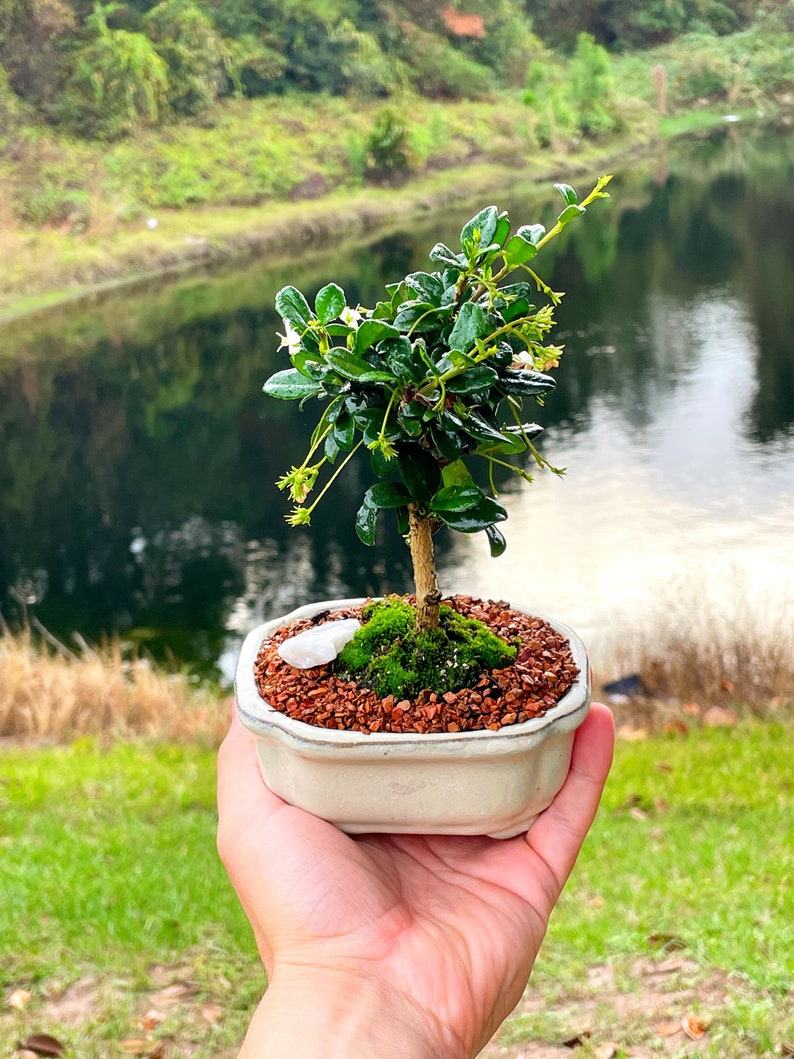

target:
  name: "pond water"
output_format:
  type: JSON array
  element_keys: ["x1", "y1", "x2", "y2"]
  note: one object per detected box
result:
[{"x1": 1, "y1": 122, "x2": 793, "y2": 681}]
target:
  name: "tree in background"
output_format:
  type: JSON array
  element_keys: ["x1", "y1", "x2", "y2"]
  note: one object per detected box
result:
[
  {"x1": 144, "y1": 0, "x2": 227, "y2": 114},
  {"x1": 60, "y1": 2, "x2": 169, "y2": 137}
]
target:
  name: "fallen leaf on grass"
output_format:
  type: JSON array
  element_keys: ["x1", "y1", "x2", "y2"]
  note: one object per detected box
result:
[
  {"x1": 779, "y1": 1042, "x2": 794, "y2": 1056},
  {"x1": 654, "y1": 1021, "x2": 682, "y2": 1038},
  {"x1": 618, "y1": 725, "x2": 647, "y2": 741},
  {"x1": 8, "y1": 989, "x2": 32, "y2": 1011},
  {"x1": 15, "y1": 1035, "x2": 65, "y2": 1057},
  {"x1": 200, "y1": 1003, "x2": 222, "y2": 1024},
  {"x1": 594, "y1": 1044, "x2": 618, "y2": 1059},
  {"x1": 150, "y1": 982, "x2": 198, "y2": 1008},
  {"x1": 682, "y1": 702, "x2": 701, "y2": 716},
  {"x1": 703, "y1": 706, "x2": 737, "y2": 728},
  {"x1": 119, "y1": 1039, "x2": 166, "y2": 1057},
  {"x1": 561, "y1": 1032, "x2": 591, "y2": 1047},
  {"x1": 682, "y1": 1014, "x2": 708, "y2": 1040},
  {"x1": 664, "y1": 719, "x2": 688, "y2": 737},
  {"x1": 141, "y1": 1010, "x2": 166, "y2": 1032}
]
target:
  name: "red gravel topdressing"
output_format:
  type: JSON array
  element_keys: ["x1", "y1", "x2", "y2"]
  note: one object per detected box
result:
[{"x1": 253, "y1": 596, "x2": 580, "y2": 735}]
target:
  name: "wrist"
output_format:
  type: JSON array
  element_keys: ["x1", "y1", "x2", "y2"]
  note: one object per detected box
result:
[{"x1": 240, "y1": 967, "x2": 450, "y2": 1059}]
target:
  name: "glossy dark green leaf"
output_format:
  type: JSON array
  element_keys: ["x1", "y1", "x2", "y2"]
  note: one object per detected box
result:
[
  {"x1": 324, "y1": 432, "x2": 340, "y2": 462},
  {"x1": 498, "y1": 369, "x2": 556, "y2": 396},
  {"x1": 447, "y1": 301, "x2": 492, "y2": 354},
  {"x1": 393, "y1": 302, "x2": 447, "y2": 333},
  {"x1": 275, "y1": 285, "x2": 312, "y2": 327},
  {"x1": 460, "y1": 206, "x2": 498, "y2": 255},
  {"x1": 557, "y1": 203, "x2": 586, "y2": 226},
  {"x1": 315, "y1": 283, "x2": 346, "y2": 324},
  {"x1": 437, "y1": 494, "x2": 508, "y2": 532},
  {"x1": 332, "y1": 412, "x2": 356, "y2": 450},
  {"x1": 521, "y1": 223, "x2": 546, "y2": 246},
  {"x1": 446, "y1": 365, "x2": 499, "y2": 394},
  {"x1": 554, "y1": 182, "x2": 578, "y2": 205},
  {"x1": 462, "y1": 411, "x2": 506, "y2": 444},
  {"x1": 398, "y1": 445, "x2": 442, "y2": 503},
  {"x1": 370, "y1": 446, "x2": 393, "y2": 479},
  {"x1": 397, "y1": 408, "x2": 424, "y2": 437},
  {"x1": 367, "y1": 481, "x2": 412, "y2": 508},
  {"x1": 485, "y1": 524, "x2": 507, "y2": 557},
  {"x1": 355, "y1": 319, "x2": 400, "y2": 355},
  {"x1": 428, "y1": 485, "x2": 483, "y2": 513},
  {"x1": 355, "y1": 498, "x2": 378, "y2": 545},
  {"x1": 405, "y1": 271, "x2": 445, "y2": 303},
  {"x1": 429, "y1": 243, "x2": 465, "y2": 268},
  {"x1": 385, "y1": 339, "x2": 427, "y2": 385},
  {"x1": 431, "y1": 426, "x2": 464, "y2": 461},
  {"x1": 504, "y1": 422, "x2": 544, "y2": 441},
  {"x1": 262, "y1": 369, "x2": 321, "y2": 400},
  {"x1": 325, "y1": 348, "x2": 395, "y2": 382}
]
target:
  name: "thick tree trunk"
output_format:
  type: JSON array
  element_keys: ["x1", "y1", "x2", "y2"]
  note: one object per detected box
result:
[{"x1": 408, "y1": 505, "x2": 441, "y2": 632}]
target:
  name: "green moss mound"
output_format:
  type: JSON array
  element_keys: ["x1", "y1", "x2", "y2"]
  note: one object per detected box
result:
[{"x1": 336, "y1": 597, "x2": 517, "y2": 698}]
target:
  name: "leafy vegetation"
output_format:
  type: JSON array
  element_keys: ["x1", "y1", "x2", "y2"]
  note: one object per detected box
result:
[{"x1": 263, "y1": 176, "x2": 611, "y2": 631}]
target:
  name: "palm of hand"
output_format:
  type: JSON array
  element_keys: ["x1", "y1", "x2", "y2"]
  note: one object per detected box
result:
[{"x1": 218, "y1": 705, "x2": 614, "y2": 1057}]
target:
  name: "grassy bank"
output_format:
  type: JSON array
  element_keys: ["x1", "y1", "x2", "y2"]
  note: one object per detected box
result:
[
  {"x1": 0, "y1": 92, "x2": 656, "y2": 320},
  {"x1": 1, "y1": 719, "x2": 792, "y2": 1058}
]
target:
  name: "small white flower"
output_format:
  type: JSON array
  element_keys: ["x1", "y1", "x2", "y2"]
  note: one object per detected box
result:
[
  {"x1": 277, "y1": 319, "x2": 301, "y2": 355},
  {"x1": 340, "y1": 305, "x2": 363, "y2": 327},
  {"x1": 512, "y1": 351, "x2": 534, "y2": 368}
]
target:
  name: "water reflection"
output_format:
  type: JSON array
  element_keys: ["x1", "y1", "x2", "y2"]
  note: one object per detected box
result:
[{"x1": 1, "y1": 123, "x2": 793, "y2": 678}]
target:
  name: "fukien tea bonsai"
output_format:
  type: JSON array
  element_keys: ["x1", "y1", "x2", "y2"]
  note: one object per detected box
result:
[{"x1": 261, "y1": 175, "x2": 612, "y2": 716}]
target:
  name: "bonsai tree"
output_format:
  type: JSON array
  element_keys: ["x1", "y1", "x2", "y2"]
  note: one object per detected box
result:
[{"x1": 264, "y1": 176, "x2": 612, "y2": 642}]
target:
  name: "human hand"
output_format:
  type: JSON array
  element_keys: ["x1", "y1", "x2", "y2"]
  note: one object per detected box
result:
[{"x1": 217, "y1": 702, "x2": 614, "y2": 1059}]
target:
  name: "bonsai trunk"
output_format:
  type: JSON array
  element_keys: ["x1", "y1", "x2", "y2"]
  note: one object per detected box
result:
[{"x1": 408, "y1": 505, "x2": 441, "y2": 632}]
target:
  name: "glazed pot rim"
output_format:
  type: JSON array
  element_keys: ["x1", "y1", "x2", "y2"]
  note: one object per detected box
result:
[{"x1": 235, "y1": 596, "x2": 591, "y2": 752}]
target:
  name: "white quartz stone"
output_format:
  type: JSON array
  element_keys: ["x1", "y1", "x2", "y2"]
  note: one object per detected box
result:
[{"x1": 277, "y1": 618, "x2": 361, "y2": 669}]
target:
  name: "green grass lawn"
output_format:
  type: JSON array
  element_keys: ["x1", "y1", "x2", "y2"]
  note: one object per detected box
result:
[{"x1": 1, "y1": 720, "x2": 792, "y2": 1057}]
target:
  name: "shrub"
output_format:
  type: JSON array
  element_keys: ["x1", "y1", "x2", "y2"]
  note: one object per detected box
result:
[
  {"x1": 144, "y1": 0, "x2": 227, "y2": 116},
  {"x1": 364, "y1": 107, "x2": 411, "y2": 173}
]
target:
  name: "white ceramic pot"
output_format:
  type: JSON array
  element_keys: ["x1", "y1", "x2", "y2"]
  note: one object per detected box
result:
[{"x1": 235, "y1": 598, "x2": 591, "y2": 838}]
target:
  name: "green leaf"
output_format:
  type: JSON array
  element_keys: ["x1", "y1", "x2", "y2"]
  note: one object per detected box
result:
[
  {"x1": 441, "y1": 459, "x2": 475, "y2": 489},
  {"x1": 428, "y1": 485, "x2": 483, "y2": 513},
  {"x1": 504, "y1": 233, "x2": 537, "y2": 265},
  {"x1": 504, "y1": 422, "x2": 544, "y2": 441},
  {"x1": 324, "y1": 432, "x2": 340, "y2": 462},
  {"x1": 557, "y1": 203, "x2": 586, "y2": 226},
  {"x1": 493, "y1": 212, "x2": 511, "y2": 250},
  {"x1": 447, "y1": 302, "x2": 492, "y2": 354},
  {"x1": 262, "y1": 368, "x2": 321, "y2": 400},
  {"x1": 355, "y1": 320, "x2": 400, "y2": 355},
  {"x1": 429, "y1": 243, "x2": 464, "y2": 268},
  {"x1": 314, "y1": 283, "x2": 346, "y2": 324},
  {"x1": 366, "y1": 482, "x2": 412, "y2": 509},
  {"x1": 460, "y1": 206, "x2": 498, "y2": 255},
  {"x1": 485, "y1": 524, "x2": 507, "y2": 557},
  {"x1": 275, "y1": 286, "x2": 312, "y2": 328},
  {"x1": 463, "y1": 411, "x2": 508, "y2": 444},
  {"x1": 393, "y1": 302, "x2": 448, "y2": 333},
  {"x1": 498, "y1": 369, "x2": 557, "y2": 397},
  {"x1": 385, "y1": 339, "x2": 427, "y2": 385},
  {"x1": 405, "y1": 271, "x2": 445, "y2": 303},
  {"x1": 437, "y1": 494, "x2": 508, "y2": 532},
  {"x1": 446, "y1": 365, "x2": 499, "y2": 394},
  {"x1": 332, "y1": 412, "x2": 356, "y2": 450},
  {"x1": 325, "y1": 348, "x2": 396, "y2": 383},
  {"x1": 554, "y1": 183, "x2": 579, "y2": 205},
  {"x1": 355, "y1": 499, "x2": 378, "y2": 546},
  {"x1": 397, "y1": 445, "x2": 442, "y2": 504}
]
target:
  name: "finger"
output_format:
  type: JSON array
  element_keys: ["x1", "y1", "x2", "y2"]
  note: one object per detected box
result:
[
  {"x1": 524, "y1": 701, "x2": 614, "y2": 898},
  {"x1": 216, "y1": 706, "x2": 287, "y2": 855}
]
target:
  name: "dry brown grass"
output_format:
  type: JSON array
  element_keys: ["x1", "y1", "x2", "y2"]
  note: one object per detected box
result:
[
  {"x1": 604, "y1": 587, "x2": 794, "y2": 715},
  {"x1": 0, "y1": 625, "x2": 231, "y2": 744}
]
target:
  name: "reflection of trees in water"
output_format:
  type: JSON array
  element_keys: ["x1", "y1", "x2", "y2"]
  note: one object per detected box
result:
[{"x1": 2, "y1": 125, "x2": 793, "y2": 672}]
